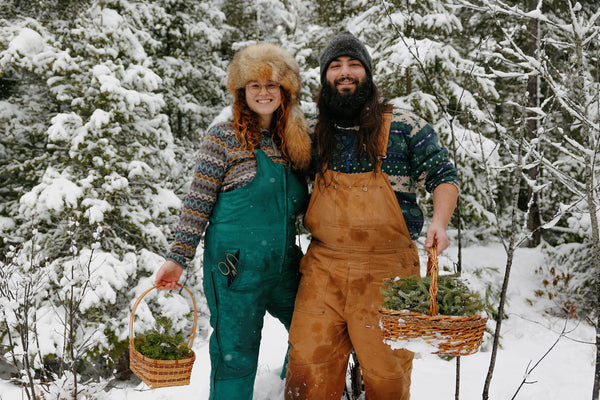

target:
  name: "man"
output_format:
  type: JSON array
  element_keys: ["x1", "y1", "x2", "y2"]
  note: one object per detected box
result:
[{"x1": 284, "y1": 31, "x2": 459, "y2": 399}]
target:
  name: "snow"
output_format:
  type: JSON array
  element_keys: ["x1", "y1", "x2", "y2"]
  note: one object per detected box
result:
[
  {"x1": 47, "y1": 112, "x2": 84, "y2": 143},
  {"x1": 7, "y1": 28, "x2": 45, "y2": 56},
  {"x1": 82, "y1": 198, "x2": 113, "y2": 224},
  {"x1": 18, "y1": 167, "x2": 83, "y2": 218},
  {"x1": 1, "y1": 241, "x2": 594, "y2": 399}
]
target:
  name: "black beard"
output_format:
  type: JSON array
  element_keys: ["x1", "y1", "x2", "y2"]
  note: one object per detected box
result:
[{"x1": 321, "y1": 77, "x2": 374, "y2": 124}]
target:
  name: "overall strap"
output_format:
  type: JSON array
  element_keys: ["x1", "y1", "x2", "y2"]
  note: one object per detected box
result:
[{"x1": 376, "y1": 103, "x2": 394, "y2": 170}]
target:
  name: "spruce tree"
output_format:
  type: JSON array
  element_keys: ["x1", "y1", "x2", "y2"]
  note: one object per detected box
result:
[{"x1": 0, "y1": 0, "x2": 202, "y2": 378}]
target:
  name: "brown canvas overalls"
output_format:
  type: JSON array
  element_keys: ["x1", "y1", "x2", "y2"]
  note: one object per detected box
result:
[{"x1": 285, "y1": 109, "x2": 420, "y2": 399}]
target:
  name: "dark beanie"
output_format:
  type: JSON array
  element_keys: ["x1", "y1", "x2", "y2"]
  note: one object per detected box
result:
[{"x1": 319, "y1": 31, "x2": 372, "y2": 84}]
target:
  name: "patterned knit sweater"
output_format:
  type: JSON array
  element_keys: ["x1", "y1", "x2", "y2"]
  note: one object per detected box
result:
[
  {"x1": 310, "y1": 104, "x2": 459, "y2": 240},
  {"x1": 166, "y1": 121, "x2": 291, "y2": 268}
]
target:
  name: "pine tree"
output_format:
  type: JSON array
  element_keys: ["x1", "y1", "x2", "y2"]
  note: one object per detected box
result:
[
  {"x1": 137, "y1": 0, "x2": 227, "y2": 140},
  {"x1": 0, "y1": 18, "x2": 68, "y2": 246},
  {"x1": 0, "y1": 0, "x2": 201, "y2": 378}
]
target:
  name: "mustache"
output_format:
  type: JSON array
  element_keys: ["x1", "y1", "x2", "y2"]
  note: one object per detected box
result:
[{"x1": 334, "y1": 77, "x2": 359, "y2": 86}]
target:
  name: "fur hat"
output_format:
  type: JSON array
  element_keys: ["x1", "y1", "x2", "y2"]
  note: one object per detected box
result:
[
  {"x1": 227, "y1": 43, "x2": 311, "y2": 170},
  {"x1": 319, "y1": 31, "x2": 372, "y2": 84}
]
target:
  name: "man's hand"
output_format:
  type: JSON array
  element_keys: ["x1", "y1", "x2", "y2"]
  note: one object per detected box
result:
[
  {"x1": 425, "y1": 223, "x2": 450, "y2": 253},
  {"x1": 155, "y1": 260, "x2": 184, "y2": 290},
  {"x1": 426, "y1": 183, "x2": 458, "y2": 254}
]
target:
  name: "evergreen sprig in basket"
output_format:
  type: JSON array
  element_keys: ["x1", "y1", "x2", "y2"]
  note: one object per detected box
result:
[
  {"x1": 378, "y1": 246, "x2": 487, "y2": 356},
  {"x1": 129, "y1": 284, "x2": 197, "y2": 388}
]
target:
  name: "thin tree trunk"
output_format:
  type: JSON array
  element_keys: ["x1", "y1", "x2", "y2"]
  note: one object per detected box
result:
[
  {"x1": 588, "y1": 189, "x2": 600, "y2": 400},
  {"x1": 565, "y1": 9, "x2": 600, "y2": 398},
  {"x1": 482, "y1": 91, "x2": 527, "y2": 400},
  {"x1": 526, "y1": 0, "x2": 541, "y2": 247},
  {"x1": 20, "y1": 283, "x2": 36, "y2": 400},
  {"x1": 482, "y1": 246, "x2": 516, "y2": 400},
  {"x1": 69, "y1": 287, "x2": 78, "y2": 399},
  {"x1": 586, "y1": 135, "x2": 600, "y2": 400},
  {"x1": 455, "y1": 356, "x2": 461, "y2": 400}
]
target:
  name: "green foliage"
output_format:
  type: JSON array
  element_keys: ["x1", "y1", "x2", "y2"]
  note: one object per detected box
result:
[
  {"x1": 311, "y1": 0, "x2": 359, "y2": 28},
  {"x1": 381, "y1": 274, "x2": 485, "y2": 317},
  {"x1": 470, "y1": 266, "x2": 504, "y2": 321},
  {"x1": 134, "y1": 332, "x2": 193, "y2": 361},
  {"x1": 534, "y1": 241, "x2": 596, "y2": 319},
  {"x1": 134, "y1": 315, "x2": 193, "y2": 361}
]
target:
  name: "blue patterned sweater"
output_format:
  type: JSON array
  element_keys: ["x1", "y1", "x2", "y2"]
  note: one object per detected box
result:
[{"x1": 310, "y1": 104, "x2": 459, "y2": 240}]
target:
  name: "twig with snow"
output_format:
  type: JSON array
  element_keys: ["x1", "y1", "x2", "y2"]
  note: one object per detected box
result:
[{"x1": 510, "y1": 318, "x2": 569, "y2": 399}]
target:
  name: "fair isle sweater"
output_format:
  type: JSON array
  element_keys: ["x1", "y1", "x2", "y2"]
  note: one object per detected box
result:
[
  {"x1": 310, "y1": 104, "x2": 459, "y2": 240},
  {"x1": 166, "y1": 121, "x2": 291, "y2": 269}
]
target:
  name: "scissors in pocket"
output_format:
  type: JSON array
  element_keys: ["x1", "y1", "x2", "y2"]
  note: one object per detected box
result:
[{"x1": 217, "y1": 251, "x2": 240, "y2": 284}]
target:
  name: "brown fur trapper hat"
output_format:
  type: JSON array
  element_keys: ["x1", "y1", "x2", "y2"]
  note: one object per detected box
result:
[{"x1": 228, "y1": 43, "x2": 311, "y2": 170}]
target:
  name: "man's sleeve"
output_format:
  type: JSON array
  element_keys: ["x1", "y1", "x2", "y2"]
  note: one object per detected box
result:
[{"x1": 407, "y1": 115, "x2": 459, "y2": 193}]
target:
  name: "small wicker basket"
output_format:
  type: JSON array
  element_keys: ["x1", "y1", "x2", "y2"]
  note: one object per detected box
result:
[
  {"x1": 129, "y1": 284, "x2": 197, "y2": 388},
  {"x1": 378, "y1": 246, "x2": 487, "y2": 356}
]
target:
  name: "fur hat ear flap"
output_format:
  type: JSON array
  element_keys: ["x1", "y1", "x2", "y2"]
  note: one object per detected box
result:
[{"x1": 284, "y1": 104, "x2": 312, "y2": 171}]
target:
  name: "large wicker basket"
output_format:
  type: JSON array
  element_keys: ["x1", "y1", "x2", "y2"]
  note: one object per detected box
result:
[
  {"x1": 129, "y1": 284, "x2": 197, "y2": 388},
  {"x1": 378, "y1": 247, "x2": 487, "y2": 356}
]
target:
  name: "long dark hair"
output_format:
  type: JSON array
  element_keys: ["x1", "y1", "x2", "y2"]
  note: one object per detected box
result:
[
  {"x1": 314, "y1": 83, "x2": 384, "y2": 174},
  {"x1": 232, "y1": 88, "x2": 293, "y2": 162}
]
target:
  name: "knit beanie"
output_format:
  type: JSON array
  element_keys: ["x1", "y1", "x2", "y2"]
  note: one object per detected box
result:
[
  {"x1": 227, "y1": 43, "x2": 311, "y2": 170},
  {"x1": 319, "y1": 31, "x2": 373, "y2": 84}
]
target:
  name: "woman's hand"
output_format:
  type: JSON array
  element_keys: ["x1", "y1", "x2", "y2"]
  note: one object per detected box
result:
[{"x1": 155, "y1": 260, "x2": 184, "y2": 290}]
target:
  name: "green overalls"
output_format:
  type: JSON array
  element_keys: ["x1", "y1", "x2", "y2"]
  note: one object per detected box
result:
[{"x1": 202, "y1": 149, "x2": 308, "y2": 400}]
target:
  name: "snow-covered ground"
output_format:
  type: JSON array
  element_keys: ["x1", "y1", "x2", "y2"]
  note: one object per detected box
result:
[{"x1": 1, "y1": 242, "x2": 595, "y2": 399}]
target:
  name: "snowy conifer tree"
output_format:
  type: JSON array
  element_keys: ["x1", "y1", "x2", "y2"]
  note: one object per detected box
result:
[
  {"x1": 0, "y1": 0, "x2": 199, "y2": 380},
  {"x1": 135, "y1": 0, "x2": 227, "y2": 140}
]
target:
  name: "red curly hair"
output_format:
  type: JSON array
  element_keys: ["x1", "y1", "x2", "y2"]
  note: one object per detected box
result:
[{"x1": 232, "y1": 88, "x2": 294, "y2": 164}]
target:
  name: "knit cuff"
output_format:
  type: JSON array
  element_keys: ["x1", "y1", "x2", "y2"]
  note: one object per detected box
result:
[{"x1": 165, "y1": 253, "x2": 189, "y2": 269}]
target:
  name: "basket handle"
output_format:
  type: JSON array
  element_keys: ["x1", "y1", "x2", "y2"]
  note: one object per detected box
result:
[
  {"x1": 426, "y1": 246, "x2": 439, "y2": 316},
  {"x1": 129, "y1": 284, "x2": 198, "y2": 349}
]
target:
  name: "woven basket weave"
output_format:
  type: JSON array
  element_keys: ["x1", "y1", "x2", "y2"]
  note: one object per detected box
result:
[
  {"x1": 378, "y1": 247, "x2": 487, "y2": 356},
  {"x1": 129, "y1": 284, "x2": 197, "y2": 388}
]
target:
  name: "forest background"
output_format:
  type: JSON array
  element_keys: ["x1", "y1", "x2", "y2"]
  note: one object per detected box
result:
[{"x1": 0, "y1": 0, "x2": 599, "y2": 399}]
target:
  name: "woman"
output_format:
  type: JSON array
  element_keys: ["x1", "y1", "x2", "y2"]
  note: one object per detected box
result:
[{"x1": 154, "y1": 43, "x2": 311, "y2": 399}]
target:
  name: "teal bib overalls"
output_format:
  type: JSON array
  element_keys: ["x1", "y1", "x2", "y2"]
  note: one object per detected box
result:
[{"x1": 203, "y1": 149, "x2": 307, "y2": 399}]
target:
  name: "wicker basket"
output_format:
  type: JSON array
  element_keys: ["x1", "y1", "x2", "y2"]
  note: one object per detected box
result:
[
  {"x1": 378, "y1": 246, "x2": 487, "y2": 356},
  {"x1": 129, "y1": 284, "x2": 197, "y2": 388}
]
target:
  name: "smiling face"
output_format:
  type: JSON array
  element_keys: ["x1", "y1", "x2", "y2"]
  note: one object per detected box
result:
[
  {"x1": 325, "y1": 56, "x2": 367, "y2": 95},
  {"x1": 245, "y1": 80, "x2": 282, "y2": 129}
]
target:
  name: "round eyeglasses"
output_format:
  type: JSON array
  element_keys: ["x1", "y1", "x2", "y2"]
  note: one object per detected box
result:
[{"x1": 245, "y1": 82, "x2": 281, "y2": 95}]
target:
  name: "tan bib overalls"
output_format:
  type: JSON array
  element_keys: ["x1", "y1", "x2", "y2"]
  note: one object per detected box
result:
[{"x1": 285, "y1": 111, "x2": 420, "y2": 400}]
